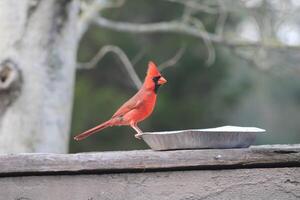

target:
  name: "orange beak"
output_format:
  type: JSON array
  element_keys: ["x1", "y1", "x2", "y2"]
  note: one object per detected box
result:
[{"x1": 158, "y1": 76, "x2": 167, "y2": 85}]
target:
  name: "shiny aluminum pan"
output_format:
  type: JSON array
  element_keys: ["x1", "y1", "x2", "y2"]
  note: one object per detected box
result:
[{"x1": 141, "y1": 126, "x2": 266, "y2": 151}]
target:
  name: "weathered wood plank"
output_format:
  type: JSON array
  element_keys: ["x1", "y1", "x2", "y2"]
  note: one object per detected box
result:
[
  {"x1": 1, "y1": 168, "x2": 300, "y2": 200},
  {"x1": 0, "y1": 144, "x2": 299, "y2": 176}
]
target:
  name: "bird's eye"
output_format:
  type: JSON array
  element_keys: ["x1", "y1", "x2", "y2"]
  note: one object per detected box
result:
[{"x1": 152, "y1": 76, "x2": 161, "y2": 82}]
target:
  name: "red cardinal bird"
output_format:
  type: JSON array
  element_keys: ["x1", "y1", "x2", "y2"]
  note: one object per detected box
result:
[{"x1": 74, "y1": 61, "x2": 167, "y2": 141}]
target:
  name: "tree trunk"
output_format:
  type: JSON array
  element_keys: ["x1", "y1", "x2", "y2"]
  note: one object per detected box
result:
[{"x1": 0, "y1": 0, "x2": 79, "y2": 153}]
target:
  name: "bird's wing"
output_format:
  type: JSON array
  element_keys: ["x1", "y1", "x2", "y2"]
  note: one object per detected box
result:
[{"x1": 111, "y1": 95, "x2": 143, "y2": 118}]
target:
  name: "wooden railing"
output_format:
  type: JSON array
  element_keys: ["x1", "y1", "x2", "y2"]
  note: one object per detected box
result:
[{"x1": 0, "y1": 144, "x2": 299, "y2": 200}]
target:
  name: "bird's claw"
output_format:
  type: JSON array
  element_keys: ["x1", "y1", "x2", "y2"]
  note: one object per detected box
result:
[{"x1": 135, "y1": 133, "x2": 143, "y2": 139}]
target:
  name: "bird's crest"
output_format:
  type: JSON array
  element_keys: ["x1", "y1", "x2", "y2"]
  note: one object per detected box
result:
[{"x1": 147, "y1": 61, "x2": 161, "y2": 77}]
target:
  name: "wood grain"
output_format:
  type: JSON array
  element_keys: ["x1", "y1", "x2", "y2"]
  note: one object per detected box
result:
[{"x1": 0, "y1": 144, "x2": 299, "y2": 176}]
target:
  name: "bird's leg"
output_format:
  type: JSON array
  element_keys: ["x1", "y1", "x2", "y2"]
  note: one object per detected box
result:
[{"x1": 130, "y1": 122, "x2": 143, "y2": 139}]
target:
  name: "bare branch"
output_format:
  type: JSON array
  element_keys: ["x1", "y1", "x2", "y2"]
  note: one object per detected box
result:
[
  {"x1": 94, "y1": 15, "x2": 220, "y2": 42},
  {"x1": 159, "y1": 45, "x2": 186, "y2": 71},
  {"x1": 77, "y1": 45, "x2": 142, "y2": 90},
  {"x1": 131, "y1": 50, "x2": 145, "y2": 66},
  {"x1": 166, "y1": 0, "x2": 219, "y2": 14},
  {"x1": 94, "y1": 16, "x2": 300, "y2": 51},
  {"x1": 203, "y1": 38, "x2": 216, "y2": 66},
  {"x1": 78, "y1": 0, "x2": 102, "y2": 38},
  {"x1": 181, "y1": 5, "x2": 194, "y2": 23},
  {"x1": 77, "y1": 0, "x2": 125, "y2": 38},
  {"x1": 215, "y1": 0, "x2": 228, "y2": 37},
  {"x1": 224, "y1": 41, "x2": 300, "y2": 50},
  {"x1": 78, "y1": 0, "x2": 300, "y2": 76},
  {"x1": 190, "y1": 17, "x2": 216, "y2": 66}
]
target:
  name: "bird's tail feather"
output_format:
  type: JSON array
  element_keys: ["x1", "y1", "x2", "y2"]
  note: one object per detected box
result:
[{"x1": 74, "y1": 120, "x2": 111, "y2": 141}]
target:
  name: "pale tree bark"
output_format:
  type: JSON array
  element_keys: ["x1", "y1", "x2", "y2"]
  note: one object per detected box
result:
[{"x1": 0, "y1": 0, "x2": 79, "y2": 153}]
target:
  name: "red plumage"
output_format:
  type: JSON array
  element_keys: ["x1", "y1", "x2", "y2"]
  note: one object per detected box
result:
[{"x1": 74, "y1": 61, "x2": 167, "y2": 141}]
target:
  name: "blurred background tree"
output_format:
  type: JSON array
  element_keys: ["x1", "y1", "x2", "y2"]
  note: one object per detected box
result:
[
  {"x1": 70, "y1": 0, "x2": 300, "y2": 152},
  {"x1": 0, "y1": 0, "x2": 299, "y2": 153}
]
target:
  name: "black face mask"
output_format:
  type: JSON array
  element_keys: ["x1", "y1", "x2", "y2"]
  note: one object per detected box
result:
[{"x1": 152, "y1": 76, "x2": 161, "y2": 94}]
